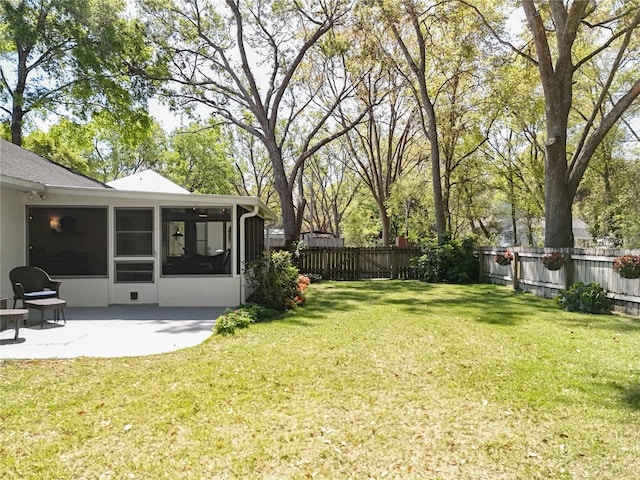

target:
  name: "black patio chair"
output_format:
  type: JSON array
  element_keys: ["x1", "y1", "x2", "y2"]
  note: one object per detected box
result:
[{"x1": 9, "y1": 266, "x2": 61, "y2": 308}]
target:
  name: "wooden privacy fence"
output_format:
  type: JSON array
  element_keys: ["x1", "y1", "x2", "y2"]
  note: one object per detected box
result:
[
  {"x1": 297, "y1": 247, "x2": 421, "y2": 280},
  {"x1": 478, "y1": 247, "x2": 640, "y2": 316}
]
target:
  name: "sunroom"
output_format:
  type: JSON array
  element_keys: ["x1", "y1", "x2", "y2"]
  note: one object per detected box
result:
[{"x1": 0, "y1": 139, "x2": 276, "y2": 308}]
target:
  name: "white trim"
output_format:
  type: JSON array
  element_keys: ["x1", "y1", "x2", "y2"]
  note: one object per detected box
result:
[
  {"x1": 570, "y1": 255, "x2": 615, "y2": 262},
  {"x1": 42, "y1": 185, "x2": 277, "y2": 221},
  {"x1": 607, "y1": 293, "x2": 640, "y2": 303}
]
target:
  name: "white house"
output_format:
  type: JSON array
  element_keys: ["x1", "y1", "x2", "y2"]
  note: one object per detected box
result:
[{"x1": 0, "y1": 139, "x2": 276, "y2": 307}]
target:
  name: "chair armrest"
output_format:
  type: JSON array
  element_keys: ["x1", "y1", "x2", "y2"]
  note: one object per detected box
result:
[
  {"x1": 12, "y1": 282, "x2": 26, "y2": 299},
  {"x1": 44, "y1": 279, "x2": 62, "y2": 294},
  {"x1": 43, "y1": 270, "x2": 62, "y2": 294}
]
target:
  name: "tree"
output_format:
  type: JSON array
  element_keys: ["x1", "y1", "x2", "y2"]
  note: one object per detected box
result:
[
  {"x1": 21, "y1": 113, "x2": 167, "y2": 182},
  {"x1": 303, "y1": 144, "x2": 361, "y2": 238},
  {"x1": 0, "y1": 0, "x2": 152, "y2": 146},
  {"x1": 21, "y1": 121, "x2": 92, "y2": 175},
  {"x1": 375, "y1": 0, "x2": 447, "y2": 241},
  {"x1": 341, "y1": 70, "x2": 425, "y2": 245},
  {"x1": 139, "y1": 0, "x2": 370, "y2": 245},
  {"x1": 520, "y1": 1, "x2": 640, "y2": 247},
  {"x1": 482, "y1": 58, "x2": 546, "y2": 245},
  {"x1": 341, "y1": 192, "x2": 382, "y2": 246},
  {"x1": 574, "y1": 126, "x2": 639, "y2": 246},
  {"x1": 166, "y1": 122, "x2": 236, "y2": 194},
  {"x1": 230, "y1": 128, "x2": 276, "y2": 206},
  {"x1": 386, "y1": 172, "x2": 435, "y2": 242},
  {"x1": 372, "y1": 0, "x2": 499, "y2": 243},
  {"x1": 434, "y1": 8, "x2": 499, "y2": 236}
]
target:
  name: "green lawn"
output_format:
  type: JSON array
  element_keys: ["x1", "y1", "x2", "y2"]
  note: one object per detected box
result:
[{"x1": 2, "y1": 281, "x2": 640, "y2": 479}]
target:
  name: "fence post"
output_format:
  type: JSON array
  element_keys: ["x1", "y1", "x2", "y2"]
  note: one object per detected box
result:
[
  {"x1": 477, "y1": 248, "x2": 485, "y2": 282},
  {"x1": 512, "y1": 251, "x2": 519, "y2": 290},
  {"x1": 323, "y1": 249, "x2": 329, "y2": 280},
  {"x1": 564, "y1": 250, "x2": 573, "y2": 290},
  {"x1": 391, "y1": 247, "x2": 397, "y2": 280}
]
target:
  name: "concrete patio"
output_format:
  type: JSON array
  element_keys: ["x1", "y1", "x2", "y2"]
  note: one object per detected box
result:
[{"x1": 0, "y1": 305, "x2": 227, "y2": 360}]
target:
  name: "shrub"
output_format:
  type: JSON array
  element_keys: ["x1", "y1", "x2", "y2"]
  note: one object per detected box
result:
[
  {"x1": 612, "y1": 255, "x2": 640, "y2": 279},
  {"x1": 214, "y1": 308, "x2": 254, "y2": 335},
  {"x1": 214, "y1": 315, "x2": 236, "y2": 335},
  {"x1": 245, "y1": 250, "x2": 300, "y2": 311},
  {"x1": 242, "y1": 303, "x2": 280, "y2": 323},
  {"x1": 411, "y1": 237, "x2": 479, "y2": 283},
  {"x1": 214, "y1": 304, "x2": 283, "y2": 335},
  {"x1": 555, "y1": 282, "x2": 611, "y2": 314}
]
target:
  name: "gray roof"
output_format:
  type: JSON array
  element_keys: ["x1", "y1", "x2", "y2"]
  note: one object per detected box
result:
[{"x1": 0, "y1": 138, "x2": 107, "y2": 189}]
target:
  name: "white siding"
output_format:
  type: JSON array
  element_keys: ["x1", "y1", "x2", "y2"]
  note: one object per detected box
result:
[
  {"x1": 59, "y1": 278, "x2": 109, "y2": 307},
  {"x1": 0, "y1": 189, "x2": 26, "y2": 301},
  {"x1": 158, "y1": 277, "x2": 240, "y2": 307}
]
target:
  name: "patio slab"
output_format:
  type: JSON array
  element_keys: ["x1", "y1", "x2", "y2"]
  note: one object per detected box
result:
[{"x1": 0, "y1": 305, "x2": 227, "y2": 360}]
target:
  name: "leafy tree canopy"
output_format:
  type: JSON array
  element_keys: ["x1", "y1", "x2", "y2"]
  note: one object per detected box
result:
[{"x1": 0, "y1": 0, "x2": 154, "y2": 145}]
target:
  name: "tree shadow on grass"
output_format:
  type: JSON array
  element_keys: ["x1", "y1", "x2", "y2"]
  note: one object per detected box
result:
[
  {"x1": 602, "y1": 381, "x2": 640, "y2": 410},
  {"x1": 307, "y1": 280, "x2": 560, "y2": 326},
  {"x1": 308, "y1": 280, "x2": 640, "y2": 330},
  {"x1": 421, "y1": 285, "x2": 559, "y2": 326},
  {"x1": 308, "y1": 280, "x2": 432, "y2": 315},
  {"x1": 620, "y1": 384, "x2": 640, "y2": 410},
  {"x1": 558, "y1": 314, "x2": 640, "y2": 334}
]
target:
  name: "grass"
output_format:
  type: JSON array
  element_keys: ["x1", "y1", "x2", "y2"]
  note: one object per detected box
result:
[{"x1": 2, "y1": 280, "x2": 640, "y2": 479}]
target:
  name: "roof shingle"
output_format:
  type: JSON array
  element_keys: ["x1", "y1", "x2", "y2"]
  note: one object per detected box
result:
[{"x1": 0, "y1": 138, "x2": 107, "y2": 189}]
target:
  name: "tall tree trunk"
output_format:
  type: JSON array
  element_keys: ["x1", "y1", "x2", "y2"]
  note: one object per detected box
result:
[
  {"x1": 11, "y1": 104, "x2": 24, "y2": 146},
  {"x1": 520, "y1": 2, "x2": 640, "y2": 247},
  {"x1": 544, "y1": 137, "x2": 574, "y2": 246},
  {"x1": 11, "y1": 52, "x2": 28, "y2": 146},
  {"x1": 267, "y1": 142, "x2": 300, "y2": 246},
  {"x1": 378, "y1": 203, "x2": 391, "y2": 246},
  {"x1": 277, "y1": 183, "x2": 299, "y2": 247},
  {"x1": 510, "y1": 201, "x2": 518, "y2": 246},
  {"x1": 385, "y1": 3, "x2": 447, "y2": 243},
  {"x1": 424, "y1": 90, "x2": 447, "y2": 242},
  {"x1": 542, "y1": 75, "x2": 573, "y2": 247},
  {"x1": 523, "y1": 1, "x2": 578, "y2": 248}
]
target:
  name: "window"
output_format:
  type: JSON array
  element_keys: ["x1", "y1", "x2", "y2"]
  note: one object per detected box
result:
[
  {"x1": 28, "y1": 207, "x2": 108, "y2": 276},
  {"x1": 162, "y1": 207, "x2": 231, "y2": 275},
  {"x1": 115, "y1": 208, "x2": 153, "y2": 256},
  {"x1": 115, "y1": 261, "x2": 154, "y2": 283}
]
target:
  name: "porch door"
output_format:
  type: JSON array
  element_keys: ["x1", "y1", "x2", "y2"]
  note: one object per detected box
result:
[{"x1": 111, "y1": 208, "x2": 157, "y2": 304}]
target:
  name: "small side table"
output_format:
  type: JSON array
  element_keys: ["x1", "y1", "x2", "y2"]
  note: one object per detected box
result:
[
  {"x1": 24, "y1": 298, "x2": 67, "y2": 328},
  {"x1": 0, "y1": 309, "x2": 28, "y2": 339}
]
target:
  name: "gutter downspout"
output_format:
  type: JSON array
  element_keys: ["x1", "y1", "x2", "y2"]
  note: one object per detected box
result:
[{"x1": 239, "y1": 206, "x2": 260, "y2": 304}]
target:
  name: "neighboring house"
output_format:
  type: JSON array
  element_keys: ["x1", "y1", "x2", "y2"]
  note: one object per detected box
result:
[
  {"x1": 266, "y1": 228, "x2": 345, "y2": 248},
  {"x1": 500, "y1": 216, "x2": 593, "y2": 247},
  {"x1": 0, "y1": 139, "x2": 276, "y2": 307},
  {"x1": 301, "y1": 230, "x2": 344, "y2": 248}
]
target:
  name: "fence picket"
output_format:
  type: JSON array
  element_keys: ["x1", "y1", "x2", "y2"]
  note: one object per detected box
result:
[
  {"x1": 479, "y1": 247, "x2": 640, "y2": 316},
  {"x1": 297, "y1": 246, "x2": 421, "y2": 281},
  {"x1": 292, "y1": 245, "x2": 639, "y2": 317}
]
